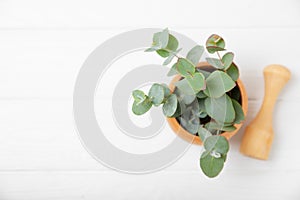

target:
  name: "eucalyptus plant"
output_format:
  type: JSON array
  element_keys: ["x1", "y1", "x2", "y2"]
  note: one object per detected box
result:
[{"x1": 131, "y1": 28, "x2": 245, "y2": 178}]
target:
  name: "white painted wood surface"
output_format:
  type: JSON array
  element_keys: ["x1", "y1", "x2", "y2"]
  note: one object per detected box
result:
[{"x1": 0, "y1": 0, "x2": 299, "y2": 199}]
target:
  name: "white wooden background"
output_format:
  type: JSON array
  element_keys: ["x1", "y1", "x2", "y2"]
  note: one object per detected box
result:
[{"x1": 0, "y1": 0, "x2": 300, "y2": 199}]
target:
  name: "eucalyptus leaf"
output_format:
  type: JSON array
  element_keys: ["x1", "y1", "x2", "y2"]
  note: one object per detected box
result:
[
  {"x1": 186, "y1": 45, "x2": 204, "y2": 65},
  {"x1": 198, "y1": 126, "x2": 212, "y2": 141},
  {"x1": 205, "y1": 94, "x2": 236, "y2": 123},
  {"x1": 180, "y1": 104, "x2": 200, "y2": 134},
  {"x1": 200, "y1": 152, "x2": 225, "y2": 178},
  {"x1": 132, "y1": 97, "x2": 152, "y2": 115},
  {"x1": 167, "y1": 34, "x2": 179, "y2": 52},
  {"x1": 196, "y1": 69, "x2": 211, "y2": 78},
  {"x1": 163, "y1": 48, "x2": 182, "y2": 65},
  {"x1": 232, "y1": 99, "x2": 245, "y2": 124},
  {"x1": 204, "y1": 135, "x2": 229, "y2": 155},
  {"x1": 183, "y1": 95, "x2": 196, "y2": 105},
  {"x1": 148, "y1": 83, "x2": 165, "y2": 106},
  {"x1": 205, "y1": 121, "x2": 236, "y2": 132},
  {"x1": 222, "y1": 52, "x2": 234, "y2": 70},
  {"x1": 186, "y1": 72, "x2": 205, "y2": 93},
  {"x1": 163, "y1": 94, "x2": 178, "y2": 117},
  {"x1": 132, "y1": 90, "x2": 146, "y2": 103},
  {"x1": 167, "y1": 63, "x2": 178, "y2": 76},
  {"x1": 174, "y1": 78, "x2": 195, "y2": 96},
  {"x1": 156, "y1": 49, "x2": 170, "y2": 58},
  {"x1": 176, "y1": 58, "x2": 195, "y2": 77},
  {"x1": 226, "y1": 63, "x2": 239, "y2": 81},
  {"x1": 204, "y1": 70, "x2": 236, "y2": 98},
  {"x1": 206, "y1": 58, "x2": 224, "y2": 69},
  {"x1": 161, "y1": 83, "x2": 171, "y2": 98},
  {"x1": 206, "y1": 34, "x2": 226, "y2": 54},
  {"x1": 160, "y1": 28, "x2": 169, "y2": 48}
]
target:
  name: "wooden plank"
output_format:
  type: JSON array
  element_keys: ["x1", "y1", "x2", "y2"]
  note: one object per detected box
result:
[
  {"x1": 0, "y1": 0, "x2": 299, "y2": 29},
  {"x1": 0, "y1": 171, "x2": 298, "y2": 200}
]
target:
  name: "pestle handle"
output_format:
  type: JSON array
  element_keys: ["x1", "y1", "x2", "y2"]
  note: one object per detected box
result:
[{"x1": 240, "y1": 64, "x2": 291, "y2": 160}]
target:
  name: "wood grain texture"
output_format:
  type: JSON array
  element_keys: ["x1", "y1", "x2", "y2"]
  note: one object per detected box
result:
[{"x1": 0, "y1": 0, "x2": 299, "y2": 199}]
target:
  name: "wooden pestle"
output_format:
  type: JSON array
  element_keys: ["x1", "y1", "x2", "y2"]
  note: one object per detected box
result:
[{"x1": 240, "y1": 64, "x2": 291, "y2": 160}]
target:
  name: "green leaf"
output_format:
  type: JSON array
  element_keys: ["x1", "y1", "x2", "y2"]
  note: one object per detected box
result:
[
  {"x1": 205, "y1": 94, "x2": 236, "y2": 123},
  {"x1": 156, "y1": 49, "x2": 170, "y2": 58},
  {"x1": 204, "y1": 135, "x2": 229, "y2": 155},
  {"x1": 205, "y1": 121, "x2": 236, "y2": 132},
  {"x1": 204, "y1": 70, "x2": 236, "y2": 98},
  {"x1": 186, "y1": 72, "x2": 205, "y2": 93},
  {"x1": 206, "y1": 34, "x2": 226, "y2": 54},
  {"x1": 206, "y1": 58, "x2": 224, "y2": 69},
  {"x1": 196, "y1": 69, "x2": 211, "y2": 78},
  {"x1": 161, "y1": 83, "x2": 171, "y2": 98},
  {"x1": 180, "y1": 104, "x2": 200, "y2": 134},
  {"x1": 176, "y1": 58, "x2": 195, "y2": 77},
  {"x1": 132, "y1": 90, "x2": 146, "y2": 103},
  {"x1": 200, "y1": 152, "x2": 225, "y2": 178},
  {"x1": 167, "y1": 34, "x2": 179, "y2": 52},
  {"x1": 132, "y1": 97, "x2": 152, "y2": 115},
  {"x1": 198, "y1": 126, "x2": 212, "y2": 141},
  {"x1": 222, "y1": 52, "x2": 234, "y2": 70},
  {"x1": 163, "y1": 48, "x2": 182, "y2": 65},
  {"x1": 196, "y1": 91, "x2": 207, "y2": 98},
  {"x1": 186, "y1": 45, "x2": 204, "y2": 65},
  {"x1": 160, "y1": 28, "x2": 169, "y2": 48},
  {"x1": 156, "y1": 34, "x2": 179, "y2": 58},
  {"x1": 148, "y1": 83, "x2": 165, "y2": 106},
  {"x1": 167, "y1": 63, "x2": 178, "y2": 76},
  {"x1": 226, "y1": 63, "x2": 239, "y2": 81},
  {"x1": 174, "y1": 78, "x2": 195, "y2": 96},
  {"x1": 198, "y1": 98, "x2": 206, "y2": 112},
  {"x1": 173, "y1": 86, "x2": 195, "y2": 105},
  {"x1": 231, "y1": 99, "x2": 245, "y2": 124},
  {"x1": 163, "y1": 94, "x2": 178, "y2": 117}
]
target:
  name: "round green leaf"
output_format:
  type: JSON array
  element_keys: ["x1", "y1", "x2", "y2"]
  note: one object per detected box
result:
[
  {"x1": 156, "y1": 49, "x2": 169, "y2": 58},
  {"x1": 174, "y1": 78, "x2": 195, "y2": 95},
  {"x1": 205, "y1": 121, "x2": 236, "y2": 132},
  {"x1": 186, "y1": 72, "x2": 205, "y2": 93},
  {"x1": 132, "y1": 97, "x2": 152, "y2": 115},
  {"x1": 132, "y1": 90, "x2": 146, "y2": 103},
  {"x1": 222, "y1": 52, "x2": 234, "y2": 70},
  {"x1": 226, "y1": 63, "x2": 239, "y2": 81},
  {"x1": 161, "y1": 83, "x2": 171, "y2": 98},
  {"x1": 167, "y1": 63, "x2": 178, "y2": 77},
  {"x1": 204, "y1": 135, "x2": 229, "y2": 155},
  {"x1": 163, "y1": 48, "x2": 182, "y2": 65},
  {"x1": 186, "y1": 45, "x2": 204, "y2": 65},
  {"x1": 176, "y1": 58, "x2": 195, "y2": 77},
  {"x1": 204, "y1": 94, "x2": 236, "y2": 123},
  {"x1": 163, "y1": 94, "x2": 178, "y2": 117},
  {"x1": 148, "y1": 83, "x2": 165, "y2": 106},
  {"x1": 204, "y1": 70, "x2": 236, "y2": 98},
  {"x1": 180, "y1": 100, "x2": 201, "y2": 134},
  {"x1": 200, "y1": 152, "x2": 225, "y2": 178},
  {"x1": 198, "y1": 126, "x2": 212, "y2": 142},
  {"x1": 206, "y1": 58, "x2": 224, "y2": 69},
  {"x1": 167, "y1": 34, "x2": 179, "y2": 52},
  {"x1": 206, "y1": 34, "x2": 226, "y2": 54},
  {"x1": 231, "y1": 99, "x2": 245, "y2": 124}
]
